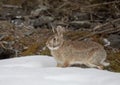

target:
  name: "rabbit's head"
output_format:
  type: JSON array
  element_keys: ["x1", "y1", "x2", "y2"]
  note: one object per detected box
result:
[{"x1": 46, "y1": 26, "x2": 65, "y2": 50}]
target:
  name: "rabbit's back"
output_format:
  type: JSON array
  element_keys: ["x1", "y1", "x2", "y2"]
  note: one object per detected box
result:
[{"x1": 67, "y1": 40, "x2": 104, "y2": 50}]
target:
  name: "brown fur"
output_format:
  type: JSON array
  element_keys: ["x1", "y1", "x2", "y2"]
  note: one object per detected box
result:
[{"x1": 46, "y1": 26, "x2": 109, "y2": 69}]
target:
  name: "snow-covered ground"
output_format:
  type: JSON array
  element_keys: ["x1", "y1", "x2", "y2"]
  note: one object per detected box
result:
[{"x1": 0, "y1": 55, "x2": 120, "y2": 85}]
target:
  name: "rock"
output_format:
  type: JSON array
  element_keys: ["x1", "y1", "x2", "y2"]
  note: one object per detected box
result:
[
  {"x1": 29, "y1": 16, "x2": 54, "y2": 28},
  {"x1": 11, "y1": 16, "x2": 25, "y2": 27},
  {"x1": 0, "y1": 6, "x2": 26, "y2": 20},
  {"x1": 103, "y1": 38, "x2": 110, "y2": 47},
  {"x1": 107, "y1": 34, "x2": 120, "y2": 49},
  {"x1": 0, "y1": 47, "x2": 15, "y2": 59}
]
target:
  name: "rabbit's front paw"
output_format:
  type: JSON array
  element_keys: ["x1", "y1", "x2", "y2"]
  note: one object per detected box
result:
[
  {"x1": 57, "y1": 63, "x2": 62, "y2": 67},
  {"x1": 57, "y1": 62, "x2": 69, "y2": 67}
]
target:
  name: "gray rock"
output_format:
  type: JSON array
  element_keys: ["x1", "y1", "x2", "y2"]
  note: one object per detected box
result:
[
  {"x1": 107, "y1": 34, "x2": 120, "y2": 49},
  {"x1": 29, "y1": 16, "x2": 54, "y2": 28}
]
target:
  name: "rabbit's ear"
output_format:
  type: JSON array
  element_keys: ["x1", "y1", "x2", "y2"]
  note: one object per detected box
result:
[
  {"x1": 51, "y1": 24, "x2": 56, "y2": 33},
  {"x1": 55, "y1": 26, "x2": 66, "y2": 36},
  {"x1": 52, "y1": 27, "x2": 55, "y2": 33}
]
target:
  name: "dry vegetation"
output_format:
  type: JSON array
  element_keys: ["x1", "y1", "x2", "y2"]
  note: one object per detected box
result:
[{"x1": 0, "y1": 0, "x2": 120, "y2": 72}]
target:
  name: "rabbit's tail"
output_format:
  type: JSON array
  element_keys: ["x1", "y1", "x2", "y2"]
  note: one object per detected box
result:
[{"x1": 101, "y1": 62, "x2": 110, "y2": 66}]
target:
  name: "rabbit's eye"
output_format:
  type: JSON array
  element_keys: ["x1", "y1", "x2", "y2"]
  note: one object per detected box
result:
[{"x1": 53, "y1": 38, "x2": 56, "y2": 41}]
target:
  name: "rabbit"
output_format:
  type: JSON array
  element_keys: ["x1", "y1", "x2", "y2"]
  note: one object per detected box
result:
[{"x1": 46, "y1": 26, "x2": 109, "y2": 69}]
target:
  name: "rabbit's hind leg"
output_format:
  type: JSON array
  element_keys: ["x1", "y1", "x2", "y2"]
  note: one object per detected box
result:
[{"x1": 86, "y1": 63, "x2": 103, "y2": 69}]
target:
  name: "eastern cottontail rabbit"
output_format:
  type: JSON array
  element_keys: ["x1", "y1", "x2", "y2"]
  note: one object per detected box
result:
[{"x1": 46, "y1": 26, "x2": 109, "y2": 69}]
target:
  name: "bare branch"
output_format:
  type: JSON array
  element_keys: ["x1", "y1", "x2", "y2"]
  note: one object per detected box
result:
[
  {"x1": 93, "y1": 18, "x2": 120, "y2": 31},
  {"x1": 78, "y1": 18, "x2": 120, "y2": 40},
  {"x1": 81, "y1": 1, "x2": 120, "y2": 9},
  {"x1": 2, "y1": 4, "x2": 22, "y2": 8}
]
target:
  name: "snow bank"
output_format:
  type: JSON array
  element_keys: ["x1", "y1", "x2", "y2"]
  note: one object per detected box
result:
[{"x1": 0, "y1": 55, "x2": 120, "y2": 85}]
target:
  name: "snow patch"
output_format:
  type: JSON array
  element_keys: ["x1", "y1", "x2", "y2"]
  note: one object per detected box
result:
[
  {"x1": 0, "y1": 55, "x2": 56, "y2": 68},
  {"x1": 0, "y1": 55, "x2": 120, "y2": 85}
]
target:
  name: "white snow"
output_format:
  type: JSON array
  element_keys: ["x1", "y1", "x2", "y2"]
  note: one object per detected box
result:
[{"x1": 0, "y1": 55, "x2": 120, "y2": 85}]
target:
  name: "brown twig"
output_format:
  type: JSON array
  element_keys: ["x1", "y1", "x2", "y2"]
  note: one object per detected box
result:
[
  {"x1": 81, "y1": 1, "x2": 120, "y2": 9},
  {"x1": 107, "y1": 26, "x2": 120, "y2": 34},
  {"x1": 93, "y1": 18, "x2": 120, "y2": 31},
  {"x1": 115, "y1": 59, "x2": 120, "y2": 65},
  {"x1": 56, "y1": 1, "x2": 70, "y2": 10}
]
